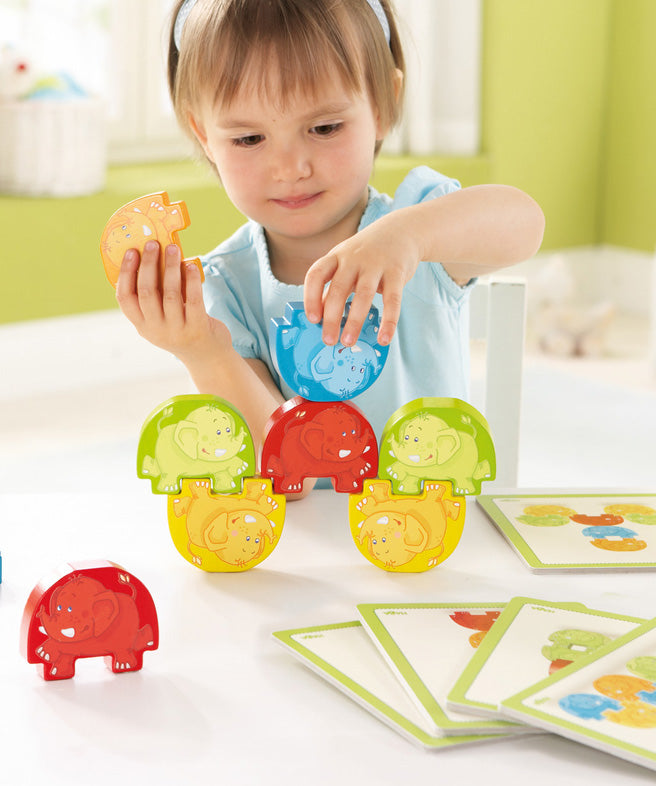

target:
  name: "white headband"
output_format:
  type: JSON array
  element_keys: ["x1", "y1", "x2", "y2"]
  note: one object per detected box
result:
[{"x1": 174, "y1": 0, "x2": 391, "y2": 51}]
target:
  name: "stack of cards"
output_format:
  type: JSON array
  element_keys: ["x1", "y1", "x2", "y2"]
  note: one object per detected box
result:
[{"x1": 274, "y1": 598, "x2": 656, "y2": 771}]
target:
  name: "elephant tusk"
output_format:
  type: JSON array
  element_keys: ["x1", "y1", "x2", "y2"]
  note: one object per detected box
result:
[
  {"x1": 214, "y1": 448, "x2": 227, "y2": 457},
  {"x1": 60, "y1": 627, "x2": 76, "y2": 638},
  {"x1": 339, "y1": 450, "x2": 352, "y2": 458}
]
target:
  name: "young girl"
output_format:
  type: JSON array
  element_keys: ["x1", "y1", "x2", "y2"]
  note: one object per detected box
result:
[{"x1": 117, "y1": 0, "x2": 544, "y2": 470}]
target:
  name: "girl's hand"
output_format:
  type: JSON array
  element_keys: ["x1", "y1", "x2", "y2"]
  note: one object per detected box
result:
[
  {"x1": 303, "y1": 212, "x2": 421, "y2": 348},
  {"x1": 116, "y1": 240, "x2": 231, "y2": 367}
]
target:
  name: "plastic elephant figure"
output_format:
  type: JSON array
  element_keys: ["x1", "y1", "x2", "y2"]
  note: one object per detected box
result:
[
  {"x1": 382, "y1": 407, "x2": 494, "y2": 495},
  {"x1": 139, "y1": 402, "x2": 254, "y2": 494}
]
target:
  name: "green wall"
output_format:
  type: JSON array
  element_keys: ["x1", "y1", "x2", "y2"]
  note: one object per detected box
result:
[
  {"x1": 1, "y1": 0, "x2": 654, "y2": 325},
  {"x1": 601, "y1": 0, "x2": 656, "y2": 249}
]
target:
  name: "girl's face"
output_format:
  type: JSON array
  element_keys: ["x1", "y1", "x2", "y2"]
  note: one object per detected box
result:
[{"x1": 190, "y1": 70, "x2": 385, "y2": 257}]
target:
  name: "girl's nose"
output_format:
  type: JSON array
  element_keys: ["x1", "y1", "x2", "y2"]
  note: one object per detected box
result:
[{"x1": 271, "y1": 145, "x2": 312, "y2": 182}]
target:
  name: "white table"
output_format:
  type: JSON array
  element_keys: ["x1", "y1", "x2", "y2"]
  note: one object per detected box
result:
[{"x1": 1, "y1": 487, "x2": 655, "y2": 785}]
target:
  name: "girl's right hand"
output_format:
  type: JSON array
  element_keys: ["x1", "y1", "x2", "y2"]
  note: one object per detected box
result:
[{"x1": 116, "y1": 240, "x2": 231, "y2": 367}]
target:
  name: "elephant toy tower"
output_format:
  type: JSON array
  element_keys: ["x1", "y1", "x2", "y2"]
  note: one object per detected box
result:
[{"x1": 266, "y1": 301, "x2": 497, "y2": 572}]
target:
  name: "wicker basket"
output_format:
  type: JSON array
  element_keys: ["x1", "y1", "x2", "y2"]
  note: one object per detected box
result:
[{"x1": 0, "y1": 97, "x2": 106, "y2": 197}]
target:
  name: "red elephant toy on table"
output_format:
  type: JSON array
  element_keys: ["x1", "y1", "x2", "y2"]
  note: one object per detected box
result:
[
  {"x1": 261, "y1": 398, "x2": 378, "y2": 494},
  {"x1": 21, "y1": 560, "x2": 159, "y2": 681}
]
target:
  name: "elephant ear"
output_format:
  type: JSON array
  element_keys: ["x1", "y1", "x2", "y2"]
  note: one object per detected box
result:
[
  {"x1": 174, "y1": 420, "x2": 201, "y2": 459},
  {"x1": 311, "y1": 347, "x2": 336, "y2": 377},
  {"x1": 204, "y1": 514, "x2": 230, "y2": 548},
  {"x1": 403, "y1": 515, "x2": 429, "y2": 552},
  {"x1": 91, "y1": 591, "x2": 120, "y2": 637},
  {"x1": 435, "y1": 428, "x2": 461, "y2": 464},
  {"x1": 300, "y1": 426, "x2": 326, "y2": 458}
]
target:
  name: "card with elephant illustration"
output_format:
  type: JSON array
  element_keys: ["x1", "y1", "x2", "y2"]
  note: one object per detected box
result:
[
  {"x1": 501, "y1": 617, "x2": 656, "y2": 772},
  {"x1": 478, "y1": 494, "x2": 656, "y2": 572},
  {"x1": 447, "y1": 597, "x2": 646, "y2": 721},
  {"x1": 356, "y1": 602, "x2": 526, "y2": 737}
]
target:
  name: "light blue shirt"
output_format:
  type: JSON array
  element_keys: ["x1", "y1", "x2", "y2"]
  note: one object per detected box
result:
[{"x1": 202, "y1": 166, "x2": 474, "y2": 441}]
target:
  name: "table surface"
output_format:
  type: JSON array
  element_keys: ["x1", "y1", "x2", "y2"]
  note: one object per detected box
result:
[{"x1": 1, "y1": 487, "x2": 655, "y2": 785}]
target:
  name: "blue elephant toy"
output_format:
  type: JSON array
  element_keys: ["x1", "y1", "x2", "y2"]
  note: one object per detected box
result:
[{"x1": 270, "y1": 301, "x2": 389, "y2": 401}]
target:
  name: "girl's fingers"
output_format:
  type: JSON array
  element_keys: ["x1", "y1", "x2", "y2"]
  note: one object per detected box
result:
[
  {"x1": 321, "y1": 274, "x2": 355, "y2": 345},
  {"x1": 161, "y1": 244, "x2": 185, "y2": 330},
  {"x1": 304, "y1": 256, "x2": 336, "y2": 324},
  {"x1": 182, "y1": 263, "x2": 207, "y2": 329},
  {"x1": 115, "y1": 249, "x2": 143, "y2": 324},
  {"x1": 137, "y1": 240, "x2": 164, "y2": 321},
  {"x1": 340, "y1": 278, "x2": 379, "y2": 347},
  {"x1": 378, "y1": 286, "x2": 403, "y2": 346}
]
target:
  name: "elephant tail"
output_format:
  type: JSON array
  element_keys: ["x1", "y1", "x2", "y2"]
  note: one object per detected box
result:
[
  {"x1": 265, "y1": 455, "x2": 283, "y2": 477},
  {"x1": 172, "y1": 496, "x2": 192, "y2": 518},
  {"x1": 134, "y1": 624, "x2": 155, "y2": 650},
  {"x1": 473, "y1": 460, "x2": 491, "y2": 481},
  {"x1": 141, "y1": 454, "x2": 159, "y2": 478}
]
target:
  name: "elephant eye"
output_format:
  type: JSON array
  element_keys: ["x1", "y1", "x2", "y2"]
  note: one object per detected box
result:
[
  {"x1": 68, "y1": 607, "x2": 72, "y2": 613},
  {"x1": 404, "y1": 435, "x2": 409, "y2": 441},
  {"x1": 372, "y1": 539, "x2": 377, "y2": 545},
  {"x1": 255, "y1": 538, "x2": 260, "y2": 543},
  {"x1": 216, "y1": 430, "x2": 221, "y2": 435},
  {"x1": 382, "y1": 538, "x2": 387, "y2": 543},
  {"x1": 414, "y1": 437, "x2": 419, "y2": 442},
  {"x1": 57, "y1": 605, "x2": 62, "y2": 611},
  {"x1": 342, "y1": 431, "x2": 347, "y2": 437},
  {"x1": 351, "y1": 429, "x2": 356, "y2": 435},
  {"x1": 246, "y1": 536, "x2": 250, "y2": 541}
]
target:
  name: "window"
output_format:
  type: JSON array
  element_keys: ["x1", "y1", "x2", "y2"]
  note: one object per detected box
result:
[{"x1": 0, "y1": 0, "x2": 480, "y2": 162}]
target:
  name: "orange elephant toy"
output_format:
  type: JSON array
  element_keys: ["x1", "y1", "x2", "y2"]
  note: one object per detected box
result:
[{"x1": 100, "y1": 191, "x2": 203, "y2": 288}]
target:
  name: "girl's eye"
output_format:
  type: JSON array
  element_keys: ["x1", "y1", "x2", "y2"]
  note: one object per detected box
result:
[
  {"x1": 311, "y1": 122, "x2": 341, "y2": 137},
  {"x1": 232, "y1": 134, "x2": 264, "y2": 148}
]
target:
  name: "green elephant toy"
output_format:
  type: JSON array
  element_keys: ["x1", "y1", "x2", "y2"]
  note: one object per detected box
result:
[
  {"x1": 379, "y1": 398, "x2": 496, "y2": 496},
  {"x1": 137, "y1": 395, "x2": 256, "y2": 494}
]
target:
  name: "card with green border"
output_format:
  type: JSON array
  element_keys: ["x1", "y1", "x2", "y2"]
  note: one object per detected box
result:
[
  {"x1": 501, "y1": 617, "x2": 656, "y2": 773},
  {"x1": 273, "y1": 621, "x2": 514, "y2": 750},
  {"x1": 477, "y1": 493, "x2": 656, "y2": 572},
  {"x1": 356, "y1": 602, "x2": 528, "y2": 736},
  {"x1": 447, "y1": 597, "x2": 646, "y2": 721}
]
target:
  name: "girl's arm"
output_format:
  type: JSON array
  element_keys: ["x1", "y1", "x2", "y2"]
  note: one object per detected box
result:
[
  {"x1": 116, "y1": 241, "x2": 285, "y2": 451},
  {"x1": 304, "y1": 184, "x2": 545, "y2": 347}
]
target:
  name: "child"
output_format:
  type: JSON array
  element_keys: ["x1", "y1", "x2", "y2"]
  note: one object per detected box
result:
[{"x1": 116, "y1": 0, "x2": 544, "y2": 471}]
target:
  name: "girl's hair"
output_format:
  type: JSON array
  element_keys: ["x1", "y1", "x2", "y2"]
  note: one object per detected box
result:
[{"x1": 167, "y1": 0, "x2": 404, "y2": 155}]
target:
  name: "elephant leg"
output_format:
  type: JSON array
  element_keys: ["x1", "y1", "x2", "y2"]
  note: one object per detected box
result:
[{"x1": 108, "y1": 649, "x2": 139, "y2": 672}]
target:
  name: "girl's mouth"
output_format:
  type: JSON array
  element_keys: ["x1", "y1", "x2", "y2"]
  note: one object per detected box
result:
[{"x1": 272, "y1": 193, "x2": 322, "y2": 209}]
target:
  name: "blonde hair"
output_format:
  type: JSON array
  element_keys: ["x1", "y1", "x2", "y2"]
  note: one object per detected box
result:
[{"x1": 168, "y1": 0, "x2": 405, "y2": 156}]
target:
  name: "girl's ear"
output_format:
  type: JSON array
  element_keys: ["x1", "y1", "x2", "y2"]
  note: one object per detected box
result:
[{"x1": 188, "y1": 113, "x2": 214, "y2": 163}]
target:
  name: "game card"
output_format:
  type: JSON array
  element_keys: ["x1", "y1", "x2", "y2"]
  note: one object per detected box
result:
[
  {"x1": 356, "y1": 602, "x2": 526, "y2": 736},
  {"x1": 478, "y1": 494, "x2": 656, "y2": 571},
  {"x1": 273, "y1": 620, "x2": 512, "y2": 749},
  {"x1": 502, "y1": 617, "x2": 656, "y2": 773},
  {"x1": 447, "y1": 597, "x2": 645, "y2": 720}
]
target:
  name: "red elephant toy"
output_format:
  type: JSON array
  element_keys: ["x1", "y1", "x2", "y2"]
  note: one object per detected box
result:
[
  {"x1": 261, "y1": 398, "x2": 378, "y2": 494},
  {"x1": 21, "y1": 561, "x2": 159, "y2": 681}
]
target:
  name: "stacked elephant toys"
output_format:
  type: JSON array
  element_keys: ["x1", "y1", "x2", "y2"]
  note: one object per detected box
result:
[
  {"x1": 21, "y1": 561, "x2": 158, "y2": 681},
  {"x1": 260, "y1": 397, "x2": 378, "y2": 494},
  {"x1": 137, "y1": 394, "x2": 285, "y2": 573},
  {"x1": 349, "y1": 398, "x2": 497, "y2": 573}
]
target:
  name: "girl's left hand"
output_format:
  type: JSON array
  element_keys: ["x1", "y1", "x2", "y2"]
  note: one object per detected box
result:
[{"x1": 303, "y1": 212, "x2": 421, "y2": 347}]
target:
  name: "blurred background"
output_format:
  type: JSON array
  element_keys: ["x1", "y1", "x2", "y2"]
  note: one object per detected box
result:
[{"x1": 0, "y1": 0, "x2": 654, "y2": 490}]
